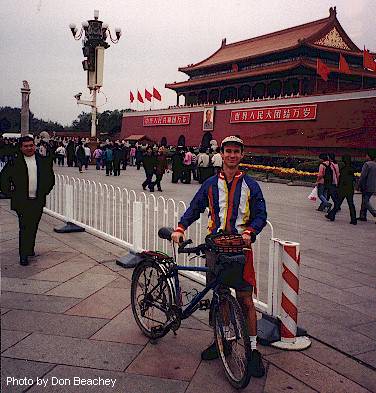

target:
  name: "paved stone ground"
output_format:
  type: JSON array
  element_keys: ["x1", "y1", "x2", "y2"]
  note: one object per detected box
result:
[{"x1": 1, "y1": 165, "x2": 376, "y2": 392}]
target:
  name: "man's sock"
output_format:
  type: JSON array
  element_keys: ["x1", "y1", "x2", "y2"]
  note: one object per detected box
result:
[{"x1": 250, "y1": 335, "x2": 257, "y2": 350}]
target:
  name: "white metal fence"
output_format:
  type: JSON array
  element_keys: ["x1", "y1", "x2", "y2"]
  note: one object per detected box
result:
[{"x1": 45, "y1": 174, "x2": 280, "y2": 317}]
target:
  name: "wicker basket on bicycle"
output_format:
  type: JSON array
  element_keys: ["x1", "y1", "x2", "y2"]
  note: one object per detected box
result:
[{"x1": 205, "y1": 233, "x2": 250, "y2": 290}]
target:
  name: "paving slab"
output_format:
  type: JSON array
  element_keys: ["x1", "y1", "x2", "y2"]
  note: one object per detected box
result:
[
  {"x1": 91, "y1": 306, "x2": 149, "y2": 345},
  {"x1": 298, "y1": 292, "x2": 375, "y2": 328},
  {"x1": 45, "y1": 271, "x2": 117, "y2": 298},
  {"x1": 29, "y1": 257, "x2": 97, "y2": 282},
  {"x1": 186, "y1": 358, "x2": 266, "y2": 393},
  {"x1": 354, "y1": 321, "x2": 376, "y2": 340},
  {"x1": 302, "y1": 339, "x2": 376, "y2": 393},
  {"x1": 1, "y1": 277, "x2": 61, "y2": 294},
  {"x1": 0, "y1": 263, "x2": 45, "y2": 279},
  {"x1": 1, "y1": 330, "x2": 30, "y2": 352},
  {"x1": 299, "y1": 312, "x2": 376, "y2": 355},
  {"x1": 265, "y1": 351, "x2": 373, "y2": 393},
  {"x1": 356, "y1": 350, "x2": 376, "y2": 369},
  {"x1": 299, "y1": 277, "x2": 366, "y2": 305},
  {"x1": 105, "y1": 276, "x2": 132, "y2": 289},
  {"x1": 87, "y1": 265, "x2": 118, "y2": 276},
  {"x1": 126, "y1": 327, "x2": 212, "y2": 381},
  {"x1": 300, "y1": 266, "x2": 364, "y2": 289},
  {"x1": 65, "y1": 286, "x2": 130, "y2": 319},
  {"x1": 2, "y1": 333, "x2": 143, "y2": 371},
  {"x1": 344, "y1": 285, "x2": 376, "y2": 301},
  {"x1": 346, "y1": 301, "x2": 376, "y2": 318},
  {"x1": 263, "y1": 364, "x2": 316, "y2": 393},
  {"x1": 27, "y1": 365, "x2": 188, "y2": 393},
  {"x1": 0, "y1": 291, "x2": 82, "y2": 313},
  {"x1": 1, "y1": 310, "x2": 108, "y2": 338},
  {"x1": 30, "y1": 249, "x2": 85, "y2": 270},
  {"x1": 1, "y1": 358, "x2": 55, "y2": 393}
]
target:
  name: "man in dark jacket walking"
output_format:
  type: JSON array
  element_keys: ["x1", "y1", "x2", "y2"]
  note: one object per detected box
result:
[
  {"x1": 358, "y1": 149, "x2": 376, "y2": 222},
  {"x1": 142, "y1": 146, "x2": 156, "y2": 192},
  {"x1": 0, "y1": 135, "x2": 55, "y2": 265},
  {"x1": 326, "y1": 155, "x2": 357, "y2": 224},
  {"x1": 153, "y1": 146, "x2": 168, "y2": 191},
  {"x1": 112, "y1": 143, "x2": 122, "y2": 176}
]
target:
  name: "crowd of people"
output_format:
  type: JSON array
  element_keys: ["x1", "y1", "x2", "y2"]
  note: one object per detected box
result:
[
  {"x1": 1, "y1": 135, "x2": 375, "y2": 225},
  {"x1": 315, "y1": 151, "x2": 376, "y2": 225}
]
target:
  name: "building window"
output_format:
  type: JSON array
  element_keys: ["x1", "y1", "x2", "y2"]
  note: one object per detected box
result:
[
  {"x1": 239, "y1": 84, "x2": 251, "y2": 100},
  {"x1": 220, "y1": 87, "x2": 237, "y2": 102},
  {"x1": 283, "y1": 78, "x2": 299, "y2": 95},
  {"x1": 253, "y1": 83, "x2": 265, "y2": 99},
  {"x1": 267, "y1": 81, "x2": 282, "y2": 97},
  {"x1": 208, "y1": 89, "x2": 219, "y2": 103},
  {"x1": 198, "y1": 90, "x2": 208, "y2": 104}
]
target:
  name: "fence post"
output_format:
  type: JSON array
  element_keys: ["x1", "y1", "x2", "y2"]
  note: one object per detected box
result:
[
  {"x1": 116, "y1": 200, "x2": 144, "y2": 268},
  {"x1": 271, "y1": 240, "x2": 311, "y2": 350},
  {"x1": 54, "y1": 183, "x2": 85, "y2": 233}
]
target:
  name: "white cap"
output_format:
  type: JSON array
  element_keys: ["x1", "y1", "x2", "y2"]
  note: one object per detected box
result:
[{"x1": 221, "y1": 136, "x2": 244, "y2": 148}]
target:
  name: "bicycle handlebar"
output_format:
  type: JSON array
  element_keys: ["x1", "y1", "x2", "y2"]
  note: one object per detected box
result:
[{"x1": 178, "y1": 240, "x2": 207, "y2": 255}]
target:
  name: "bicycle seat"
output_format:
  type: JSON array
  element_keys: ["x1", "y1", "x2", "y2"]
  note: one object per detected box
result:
[{"x1": 158, "y1": 227, "x2": 174, "y2": 241}]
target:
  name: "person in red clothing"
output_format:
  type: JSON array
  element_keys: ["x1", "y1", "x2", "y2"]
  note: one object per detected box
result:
[{"x1": 171, "y1": 136, "x2": 267, "y2": 378}]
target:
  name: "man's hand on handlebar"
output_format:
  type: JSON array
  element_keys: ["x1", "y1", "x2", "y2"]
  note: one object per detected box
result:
[
  {"x1": 242, "y1": 233, "x2": 252, "y2": 247},
  {"x1": 242, "y1": 232, "x2": 256, "y2": 247},
  {"x1": 171, "y1": 231, "x2": 185, "y2": 244}
]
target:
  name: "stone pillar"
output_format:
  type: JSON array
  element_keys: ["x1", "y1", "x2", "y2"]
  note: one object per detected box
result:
[{"x1": 20, "y1": 80, "x2": 31, "y2": 136}]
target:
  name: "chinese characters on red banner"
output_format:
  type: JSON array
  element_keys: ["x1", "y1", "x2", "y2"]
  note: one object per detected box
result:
[
  {"x1": 143, "y1": 114, "x2": 191, "y2": 126},
  {"x1": 230, "y1": 104, "x2": 317, "y2": 123}
]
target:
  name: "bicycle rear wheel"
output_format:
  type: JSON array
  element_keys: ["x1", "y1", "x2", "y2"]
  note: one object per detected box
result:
[
  {"x1": 213, "y1": 292, "x2": 251, "y2": 389},
  {"x1": 131, "y1": 259, "x2": 174, "y2": 339}
]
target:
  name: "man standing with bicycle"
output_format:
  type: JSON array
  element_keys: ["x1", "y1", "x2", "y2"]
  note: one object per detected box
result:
[{"x1": 171, "y1": 136, "x2": 267, "y2": 377}]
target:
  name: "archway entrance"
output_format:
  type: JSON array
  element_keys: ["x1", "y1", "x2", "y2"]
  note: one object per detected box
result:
[
  {"x1": 201, "y1": 132, "x2": 212, "y2": 149},
  {"x1": 177, "y1": 135, "x2": 185, "y2": 147}
]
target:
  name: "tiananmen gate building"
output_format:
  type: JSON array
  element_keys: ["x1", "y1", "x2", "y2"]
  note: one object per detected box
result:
[{"x1": 121, "y1": 7, "x2": 376, "y2": 156}]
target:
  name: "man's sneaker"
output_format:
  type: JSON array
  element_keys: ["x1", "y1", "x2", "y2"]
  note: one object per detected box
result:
[
  {"x1": 248, "y1": 349, "x2": 265, "y2": 378},
  {"x1": 201, "y1": 342, "x2": 218, "y2": 360}
]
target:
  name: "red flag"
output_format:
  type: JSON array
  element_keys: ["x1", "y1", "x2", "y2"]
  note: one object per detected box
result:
[
  {"x1": 363, "y1": 47, "x2": 376, "y2": 71},
  {"x1": 316, "y1": 58, "x2": 330, "y2": 81},
  {"x1": 137, "y1": 90, "x2": 144, "y2": 103},
  {"x1": 129, "y1": 91, "x2": 134, "y2": 103},
  {"x1": 145, "y1": 89, "x2": 153, "y2": 102},
  {"x1": 153, "y1": 87, "x2": 162, "y2": 101},
  {"x1": 339, "y1": 54, "x2": 350, "y2": 74}
]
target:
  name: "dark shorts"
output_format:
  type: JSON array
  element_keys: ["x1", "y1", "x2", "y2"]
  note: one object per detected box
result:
[{"x1": 205, "y1": 251, "x2": 253, "y2": 293}]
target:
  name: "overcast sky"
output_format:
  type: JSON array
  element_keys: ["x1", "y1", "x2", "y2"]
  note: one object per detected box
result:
[{"x1": 1, "y1": 0, "x2": 374, "y2": 126}]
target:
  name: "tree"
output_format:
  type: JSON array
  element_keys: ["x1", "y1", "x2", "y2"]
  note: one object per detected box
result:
[{"x1": 71, "y1": 111, "x2": 91, "y2": 132}]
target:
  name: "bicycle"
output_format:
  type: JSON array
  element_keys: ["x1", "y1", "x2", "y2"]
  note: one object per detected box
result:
[{"x1": 131, "y1": 227, "x2": 252, "y2": 389}]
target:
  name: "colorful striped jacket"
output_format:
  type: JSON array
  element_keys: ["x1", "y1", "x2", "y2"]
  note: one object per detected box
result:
[{"x1": 176, "y1": 171, "x2": 267, "y2": 236}]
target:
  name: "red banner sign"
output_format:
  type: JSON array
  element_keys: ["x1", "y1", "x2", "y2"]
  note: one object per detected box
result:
[
  {"x1": 143, "y1": 113, "x2": 191, "y2": 126},
  {"x1": 230, "y1": 104, "x2": 317, "y2": 123}
]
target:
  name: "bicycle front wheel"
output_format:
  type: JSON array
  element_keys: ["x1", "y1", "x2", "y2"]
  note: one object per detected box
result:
[
  {"x1": 131, "y1": 259, "x2": 174, "y2": 339},
  {"x1": 213, "y1": 292, "x2": 252, "y2": 389}
]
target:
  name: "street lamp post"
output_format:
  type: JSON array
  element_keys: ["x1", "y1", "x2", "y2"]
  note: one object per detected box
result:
[{"x1": 69, "y1": 10, "x2": 121, "y2": 138}]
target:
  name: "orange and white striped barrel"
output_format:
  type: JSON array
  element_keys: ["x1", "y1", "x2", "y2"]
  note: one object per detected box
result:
[{"x1": 271, "y1": 240, "x2": 311, "y2": 350}]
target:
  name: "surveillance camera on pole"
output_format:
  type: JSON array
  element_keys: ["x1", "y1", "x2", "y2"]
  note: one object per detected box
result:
[{"x1": 69, "y1": 10, "x2": 121, "y2": 138}]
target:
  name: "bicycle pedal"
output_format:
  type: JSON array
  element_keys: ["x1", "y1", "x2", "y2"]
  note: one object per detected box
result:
[
  {"x1": 198, "y1": 299, "x2": 211, "y2": 310},
  {"x1": 151, "y1": 326, "x2": 165, "y2": 335}
]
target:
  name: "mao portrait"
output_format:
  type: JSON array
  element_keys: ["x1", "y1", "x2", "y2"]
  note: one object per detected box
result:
[{"x1": 203, "y1": 108, "x2": 214, "y2": 131}]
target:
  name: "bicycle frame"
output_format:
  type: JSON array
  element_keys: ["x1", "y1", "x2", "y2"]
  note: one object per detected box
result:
[{"x1": 164, "y1": 246, "x2": 223, "y2": 321}]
